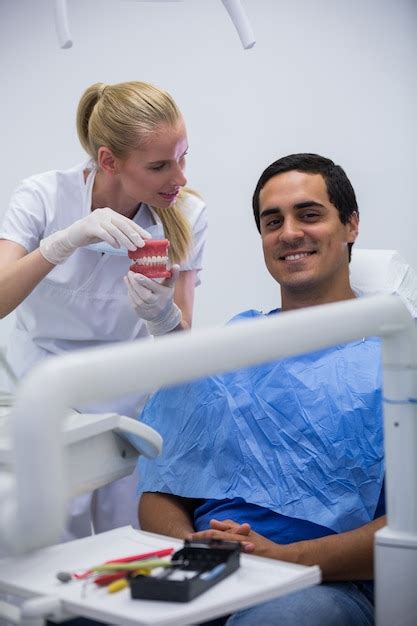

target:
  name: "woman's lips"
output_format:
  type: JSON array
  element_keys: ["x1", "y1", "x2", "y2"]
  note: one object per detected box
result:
[{"x1": 159, "y1": 191, "x2": 179, "y2": 203}]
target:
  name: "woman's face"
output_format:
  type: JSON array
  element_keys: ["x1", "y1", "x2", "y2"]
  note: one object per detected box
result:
[{"x1": 114, "y1": 118, "x2": 188, "y2": 209}]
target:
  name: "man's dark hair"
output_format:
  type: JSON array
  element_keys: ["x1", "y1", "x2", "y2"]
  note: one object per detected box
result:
[{"x1": 252, "y1": 153, "x2": 359, "y2": 260}]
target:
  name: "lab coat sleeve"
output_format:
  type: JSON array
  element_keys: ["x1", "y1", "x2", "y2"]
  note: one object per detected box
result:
[{"x1": 0, "y1": 179, "x2": 48, "y2": 252}]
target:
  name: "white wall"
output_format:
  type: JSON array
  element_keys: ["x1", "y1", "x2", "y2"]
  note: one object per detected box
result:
[{"x1": 1, "y1": 0, "x2": 416, "y2": 346}]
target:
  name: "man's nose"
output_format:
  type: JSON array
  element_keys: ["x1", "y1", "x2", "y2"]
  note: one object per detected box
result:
[{"x1": 279, "y1": 217, "x2": 304, "y2": 241}]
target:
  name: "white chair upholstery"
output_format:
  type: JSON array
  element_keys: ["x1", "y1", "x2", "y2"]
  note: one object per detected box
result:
[{"x1": 350, "y1": 249, "x2": 417, "y2": 317}]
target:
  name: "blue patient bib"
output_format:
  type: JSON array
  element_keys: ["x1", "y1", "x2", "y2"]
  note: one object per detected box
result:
[{"x1": 138, "y1": 310, "x2": 384, "y2": 533}]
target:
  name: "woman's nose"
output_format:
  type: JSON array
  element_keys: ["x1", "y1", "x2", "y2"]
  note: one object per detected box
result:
[{"x1": 171, "y1": 164, "x2": 187, "y2": 187}]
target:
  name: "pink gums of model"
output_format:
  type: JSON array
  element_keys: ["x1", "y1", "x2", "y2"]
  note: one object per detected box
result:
[{"x1": 128, "y1": 239, "x2": 172, "y2": 279}]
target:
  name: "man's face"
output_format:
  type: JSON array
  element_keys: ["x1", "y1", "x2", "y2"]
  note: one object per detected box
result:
[{"x1": 258, "y1": 170, "x2": 358, "y2": 300}]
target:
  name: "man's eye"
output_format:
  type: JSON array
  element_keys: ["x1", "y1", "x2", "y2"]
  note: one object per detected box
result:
[
  {"x1": 266, "y1": 218, "x2": 282, "y2": 228},
  {"x1": 302, "y1": 212, "x2": 320, "y2": 220},
  {"x1": 150, "y1": 163, "x2": 165, "y2": 171}
]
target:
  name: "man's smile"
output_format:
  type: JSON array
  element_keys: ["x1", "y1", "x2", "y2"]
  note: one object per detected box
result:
[{"x1": 277, "y1": 250, "x2": 317, "y2": 261}]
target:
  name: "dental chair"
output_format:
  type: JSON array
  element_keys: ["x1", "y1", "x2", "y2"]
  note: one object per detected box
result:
[
  {"x1": 0, "y1": 341, "x2": 162, "y2": 624},
  {"x1": 0, "y1": 349, "x2": 162, "y2": 512},
  {"x1": 0, "y1": 249, "x2": 416, "y2": 626}
]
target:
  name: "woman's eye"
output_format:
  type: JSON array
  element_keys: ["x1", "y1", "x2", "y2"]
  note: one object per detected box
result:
[{"x1": 149, "y1": 163, "x2": 165, "y2": 171}]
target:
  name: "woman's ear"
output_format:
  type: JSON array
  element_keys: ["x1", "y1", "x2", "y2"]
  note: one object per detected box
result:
[{"x1": 97, "y1": 146, "x2": 118, "y2": 175}]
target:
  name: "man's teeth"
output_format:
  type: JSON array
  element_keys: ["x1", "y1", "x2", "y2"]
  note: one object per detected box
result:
[
  {"x1": 134, "y1": 255, "x2": 168, "y2": 266},
  {"x1": 284, "y1": 252, "x2": 312, "y2": 261}
]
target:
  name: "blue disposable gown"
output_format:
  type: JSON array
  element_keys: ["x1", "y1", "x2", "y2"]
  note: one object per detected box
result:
[{"x1": 138, "y1": 310, "x2": 384, "y2": 533}]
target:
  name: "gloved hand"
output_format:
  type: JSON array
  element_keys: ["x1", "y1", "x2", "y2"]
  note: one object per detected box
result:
[
  {"x1": 39, "y1": 207, "x2": 151, "y2": 265},
  {"x1": 124, "y1": 265, "x2": 182, "y2": 335}
]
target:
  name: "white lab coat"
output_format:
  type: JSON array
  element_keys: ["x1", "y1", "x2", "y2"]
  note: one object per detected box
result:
[{"x1": 0, "y1": 161, "x2": 207, "y2": 538}]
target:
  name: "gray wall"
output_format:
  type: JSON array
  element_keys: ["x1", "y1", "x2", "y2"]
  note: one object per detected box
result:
[{"x1": 1, "y1": 0, "x2": 416, "y2": 346}]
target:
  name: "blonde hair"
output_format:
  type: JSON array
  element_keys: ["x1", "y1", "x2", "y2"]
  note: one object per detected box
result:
[{"x1": 76, "y1": 81, "x2": 193, "y2": 263}]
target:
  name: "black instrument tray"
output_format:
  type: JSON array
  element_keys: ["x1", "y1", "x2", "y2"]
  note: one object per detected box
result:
[{"x1": 129, "y1": 539, "x2": 241, "y2": 602}]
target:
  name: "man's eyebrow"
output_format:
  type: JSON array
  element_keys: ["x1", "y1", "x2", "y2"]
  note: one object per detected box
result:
[
  {"x1": 260, "y1": 201, "x2": 324, "y2": 220},
  {"x1": 294, "y1": 201, "x2": 324, "y2": 209},
  {"x1": 259, "y1": 207, "x2": 281, "y2": 220}
]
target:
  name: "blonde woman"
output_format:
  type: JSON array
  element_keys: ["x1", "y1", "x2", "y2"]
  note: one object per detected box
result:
[{"x1": 0, "y1": 81, "x2": 207, "y2": 538}]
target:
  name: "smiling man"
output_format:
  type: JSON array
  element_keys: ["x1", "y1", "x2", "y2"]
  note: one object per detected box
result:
[
  {"x1": 138, "y1": 154, "x2": 385, "y2": 626},
  {"x1": 255, "y1": 155, "x2": 358, "y2": 309}
]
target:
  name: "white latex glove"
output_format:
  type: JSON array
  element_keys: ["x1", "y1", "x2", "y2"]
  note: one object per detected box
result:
[
  {"x1": 124, "y1": 265, "x2": 182, "y2": 335},
  {"x1": 40, "y1": 207, "x2": 151, "y2": 265}
]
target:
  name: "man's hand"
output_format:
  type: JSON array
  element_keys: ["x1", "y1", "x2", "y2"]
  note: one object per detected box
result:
[
  {"x1": 187, "y1": 518, "x2": 285, "y2": 560},
  {"x1": 209, "y1": 519, "x2": 251, "y2": 536},
  {"x1": 188, "y1": 516, "x2": 387, "y2": 581}
]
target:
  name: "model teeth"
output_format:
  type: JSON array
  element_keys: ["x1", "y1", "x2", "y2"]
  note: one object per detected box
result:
[
  {"x1": 134, "y1": 255, "x2": 168, "y2": 266},
  {"x1": 285, "y1": 252, "x2": 311, "y2": 261}
]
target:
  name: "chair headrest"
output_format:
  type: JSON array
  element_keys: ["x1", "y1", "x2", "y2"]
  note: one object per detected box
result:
[{"x1": 350, "y1": 249, "x2": 417, "y2": 317}]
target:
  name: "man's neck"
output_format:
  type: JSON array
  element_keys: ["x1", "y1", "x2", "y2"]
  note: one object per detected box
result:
[{"x1": 280, "y1": 281, "x2": 357, "y2": 312}]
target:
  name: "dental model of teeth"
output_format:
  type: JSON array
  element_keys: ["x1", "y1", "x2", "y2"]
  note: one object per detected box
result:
[{"x1": 128, "y1": 239, "x2": 172, "y2": 279}]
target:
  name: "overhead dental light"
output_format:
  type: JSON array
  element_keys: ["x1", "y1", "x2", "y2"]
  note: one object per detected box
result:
[{"x1": 53, "y1": 0, "x2": 256, "y2": 50}]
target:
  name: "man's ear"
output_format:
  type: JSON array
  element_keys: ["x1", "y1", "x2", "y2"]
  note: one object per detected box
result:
[
  {"x1": 347, "y1": 211, "x2": 359, "y2": 243},
  {"x1": 97, "y1": 146, "x2": 118, "y2": 175}
]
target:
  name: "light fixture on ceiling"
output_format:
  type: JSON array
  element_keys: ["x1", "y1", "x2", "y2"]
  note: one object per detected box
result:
[
  {"x1": 221, "y1": 0, "x2": 255, "y2": 49},
  {"x1": 53, "y1": 0, "x2": 255, "y2": 50}
]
